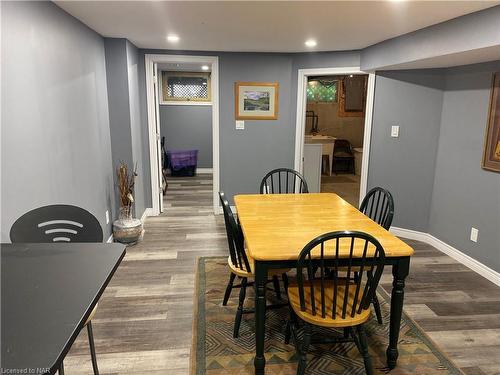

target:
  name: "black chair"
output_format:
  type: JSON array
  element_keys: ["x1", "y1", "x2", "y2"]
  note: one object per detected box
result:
[
  {"x1": 332, "y1": 139, "x2": 355, "y2": 174},
  {"x1": 259, "y1": 168, "x2": 309, "y2": 194},
  {"x1": 10, "y1": 204, "x2": 103, "y2": 375},
  {"x1": 285, "y1": 231, "x2": 385, "y2": 375},
  {"x1": 219, "y1": 192, "x2": 289, "y2": 338},
  {"x1": 360, "y1": 187, "x2": 394, "y2": 232},
  {"x1": 358, "y1": 187, "x2": 394, "y2": 324}
]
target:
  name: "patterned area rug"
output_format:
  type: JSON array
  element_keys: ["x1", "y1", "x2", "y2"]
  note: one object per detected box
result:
[{"x1": 192, "y1": 257, "x2": 463, "y2": 375}]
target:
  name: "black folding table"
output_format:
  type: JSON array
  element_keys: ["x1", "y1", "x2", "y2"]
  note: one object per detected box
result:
[{"x1": 1, "y1": 243, "x2": 126, "y2": 375}]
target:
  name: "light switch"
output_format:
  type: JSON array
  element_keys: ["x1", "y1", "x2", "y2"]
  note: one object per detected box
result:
[
  {"x1": 470, "y1": 227, "x2": 479, "y2": 243},
  {"x1": 391, "y1": 126, "x2": 400, "y2": 138},
  {"x1": 236, "y1": 120, "x2": 245, "y2": 130}
]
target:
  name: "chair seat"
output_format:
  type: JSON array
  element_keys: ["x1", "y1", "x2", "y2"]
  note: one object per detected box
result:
[
  {"x1": 288, "y1": 280, "x2": 371, "y2": 328},
  {"x1": 227, "y1": 256, "x2": 290, "y2": 278},
  {"x1": 334, "y1": 152, "x2": 354, "y2": 158}
]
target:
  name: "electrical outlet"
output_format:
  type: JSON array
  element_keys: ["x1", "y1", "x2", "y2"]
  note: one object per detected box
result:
[
  {"x1": 470, "y1": 227, "x2": 478, "y2": 243},
  {"x1": 236, "y1": 120, "x2": 245, "y2": 130},
  {"x1": 105, "y1": 210, "x2": 110, "y2": 224},
  {"x1": 391, "y1": 126, "x2": 400, "y2": 138}
]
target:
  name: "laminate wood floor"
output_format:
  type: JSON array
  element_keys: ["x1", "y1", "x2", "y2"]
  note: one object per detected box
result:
[{"x1": 65, "y1": 174, "x2": 500, "y2": 375}]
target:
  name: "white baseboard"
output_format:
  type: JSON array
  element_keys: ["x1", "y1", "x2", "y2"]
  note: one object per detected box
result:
[
  {"x1": 391, "y1": 226, "x2": 500, "y2": 287},
  {"x1": 197, "y1": 168, "x2": 213, "y2": 174},
  {"x1": 390, "y1": 227, "x2": 429, "y2": 242},
  {"x1": 107, "y1": 234, "x2": 114, "y2": 243},
  {"x1": 165, "y1": 168, "x2": 213, "y2": 174},
  {"x1": 141, "y1": 207, "x2": 153, "y2": 223}
]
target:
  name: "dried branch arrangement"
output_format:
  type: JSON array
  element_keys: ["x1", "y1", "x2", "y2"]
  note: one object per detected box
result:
[{"x1": 117, "y1": 162, "x2": 138, "y2": 209}]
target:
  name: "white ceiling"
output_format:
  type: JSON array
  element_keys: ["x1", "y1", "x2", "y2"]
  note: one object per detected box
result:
[{"x1": 55, "y1": 1, "x2": 499, "y2": 53}]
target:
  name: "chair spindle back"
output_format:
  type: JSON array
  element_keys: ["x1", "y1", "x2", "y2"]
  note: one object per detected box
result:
[
  {"x1": 296, "y1": 231, "x2": 385, "y2": 320},
  {"x1": 259, "y1": 168, "x2": 309, "y2": 194},
  {"x1": 219, "y1": 192, "x2": 251, "y2": 273},
  {"x1": 360, "y1": 187, "x2": 394, "y2": 230}
]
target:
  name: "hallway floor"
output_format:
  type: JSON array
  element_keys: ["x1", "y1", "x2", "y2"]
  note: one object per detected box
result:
[
  {"x1": 321, "y1": 173, "x2": 360, "y2": 206},
  {"x1": 65, "y1": 174, "x2": 500, "y2": 374}
]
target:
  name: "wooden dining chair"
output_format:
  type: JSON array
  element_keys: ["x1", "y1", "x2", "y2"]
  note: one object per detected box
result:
[
  {"x1": 359, "y1": 187, "x2": 394, "y2": 324},
  {"x1": 360, "y1": 187, "x2": 394, "y2": 232},
  {"x1": 219, "y1": 192, "x2": 289, "y2": 338},
  {"x1": 285, "y1": 231, "x2": 385, "y2": 375},
  {"x1": 259, "y1": 168, "x2": 309, "y2": 194},
  {"x1": 10, "y1": 204, "x2": 103, "y2": 375}
]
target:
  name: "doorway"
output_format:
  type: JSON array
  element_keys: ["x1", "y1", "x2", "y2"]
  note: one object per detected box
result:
[
  {"x1": 145, "y1": 54, "x2": 219, "y2": 216},
  {"x1": 295, "y1": 67, "x2": 375, "y2": 206}
]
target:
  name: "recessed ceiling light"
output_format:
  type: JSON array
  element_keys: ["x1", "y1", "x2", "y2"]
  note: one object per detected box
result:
[
  {"x1": 305, "y1": 39, "x2": 317, "y2": 48},
  {"x1": 167, "y1": 34, "x2": 179, "y2": 43},
  {"x1": 201, "y1": 65, "x2": 209, "y2": 71}
]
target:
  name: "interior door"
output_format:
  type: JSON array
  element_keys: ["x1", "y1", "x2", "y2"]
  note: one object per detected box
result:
[{"x1": 153, "y1": 63, "x2": 164, "y2": 212}]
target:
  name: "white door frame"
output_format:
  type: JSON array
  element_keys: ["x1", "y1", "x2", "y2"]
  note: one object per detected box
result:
[
  {"x1": 145, "y1": 54, "x2": 220, "y2": 215},
  {"x1": 294, "y1": 67, "x2": 375, "y2": 206}
]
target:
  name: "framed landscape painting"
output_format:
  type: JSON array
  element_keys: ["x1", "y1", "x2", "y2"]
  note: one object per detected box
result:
[
  {"x1": 482, "y1": 73, "x2": 500, "y2": 172},
  {"x1": 235, "y1": 82, "x2": 279, "y2": 120}
]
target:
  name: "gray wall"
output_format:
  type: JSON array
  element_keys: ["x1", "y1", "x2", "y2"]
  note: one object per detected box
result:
[
  {"x1": 368, "y1": 70, "x2": 445, "y2": 232},
  {"x1": 159, "y1": 105, "x2": 213, "y2": 168},
  {"x1": 137, "y1": 50, "x2": 362, "y2": 203},
  {"x1": 218, "y1": 53, "x2": 294, "y2": 199},
  {"x1": 1, "y1": 1, "x2": 114, "y2": 241},
  {"x1": 105, "y1": 38, "x2": 133, "y2": 215},
  {"x1": 361, "y1": 5, "x2": 500, "y2": 71},
  {"x1": 429, "y1": 61, "x2": 500, "y2": 272},
  {"x1": 104, "y1": 38, "x2": 148, "y2": 219},
  {"x1": 126, "y1": 40, "x2": 148, "y2": 218}
]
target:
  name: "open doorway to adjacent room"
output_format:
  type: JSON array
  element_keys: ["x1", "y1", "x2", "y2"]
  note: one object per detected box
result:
[
  {"x1": 145, "y1": 54, "x2": 219, "y2": 215},
  {"x1": 295, "y1": 68, "x2": 375, "y2": 207}
]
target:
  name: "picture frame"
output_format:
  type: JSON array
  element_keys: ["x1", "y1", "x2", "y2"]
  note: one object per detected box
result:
[
  {"x1": 482, "y1": 73, "x2": 500, "y2": 172},
  {"x1": 235, "y1": 82, "x2": 279, "y2": 120}
]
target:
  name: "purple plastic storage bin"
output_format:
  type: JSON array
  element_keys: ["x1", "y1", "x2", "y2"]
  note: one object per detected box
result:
[{"x1": 167, "y1": 150, "x2": 198, "y2": 176}]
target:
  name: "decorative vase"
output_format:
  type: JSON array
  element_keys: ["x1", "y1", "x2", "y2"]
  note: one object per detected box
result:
[{"x1": 113, "y1": 206, "x2": 143, "y2": 244}]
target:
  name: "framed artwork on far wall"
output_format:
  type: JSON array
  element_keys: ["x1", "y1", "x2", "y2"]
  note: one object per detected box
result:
[
  {"x1": 235, "y1": 82, "x2": 279, "y2": 120},
  {"x1": 482, "y1": 72, "x2": 500, "y2": 172}
]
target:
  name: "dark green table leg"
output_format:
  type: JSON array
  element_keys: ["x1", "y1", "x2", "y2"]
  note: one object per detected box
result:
[
  {"x1": 386, "y1": 256, "x2": 410, "y2": 369},
  {"x1": 253, "y1": 261, "x2": 267, "y2": 374}
]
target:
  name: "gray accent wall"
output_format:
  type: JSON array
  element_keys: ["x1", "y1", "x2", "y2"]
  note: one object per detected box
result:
[
  {"x1": 126, "y1": 41, "x2": 149, "y2": 218},
  {"x1": 159, "y1": 105, "x2": 213, "y2": 168},
  {"x1": 361, "y1": 5, "x2": 500, "y2": 71},
  {"x1": 429, "y1": 61, "x2": 500, "y2": 272},
  {"x1": 1, "y1": 1, "x2": 114, "y2": 241},
  {"x1": 368, "y1": 70, "x2": 445, "y2": 232},
  {"x1": 368, "y1": 63, "x2": 500, "y2": 273},
  {"x1": 218, "y1": 53, "x2": 294, "y2": 200},
  {"x1": 137, "y1": 49, "x2": 362, "y2": 204},
  {"x1": 104, "y1": 38, "x2": 148, "y2": 219}
]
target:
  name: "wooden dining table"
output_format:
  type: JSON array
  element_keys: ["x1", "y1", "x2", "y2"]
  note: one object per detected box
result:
[{"x1": 234, "y1": 193, "x2": 414, "y2": 375}]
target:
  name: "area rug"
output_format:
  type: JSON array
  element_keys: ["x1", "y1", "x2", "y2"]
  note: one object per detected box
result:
[{"x1": 192, "y1": 257, "x2": 463, "y2": 375}]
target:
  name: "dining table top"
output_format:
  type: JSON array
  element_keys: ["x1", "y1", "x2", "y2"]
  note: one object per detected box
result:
[
  {"x1": 234, "y1": 193, "x2": 414, "y2": 261},
  {"x1": 1, "y1": 242, "x2": 126, "y2": 374}
]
